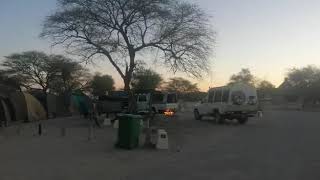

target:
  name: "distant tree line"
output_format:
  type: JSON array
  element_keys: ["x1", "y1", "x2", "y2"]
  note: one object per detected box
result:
[
  {"x1": 228, "y1": 68, "x2": 276, "y2": 99},
  {"x1": 284, "y1": 65, "x2": 320, "y2": 104},
  {"x1": 0, "y1": 51, "x2": 205, "y2": 101},
  {"x1": 0, "y1": 51, "x2": 115, "y2": 98},
  {"x1": 131, "y1": 68, "x2": 205, "y2": 101},
  {"x1": 229, "y1": 66, "x2": 320, "y2": 105},
  {"x1": 3, "y1": 51, "x2": 318, "y2": 105}
]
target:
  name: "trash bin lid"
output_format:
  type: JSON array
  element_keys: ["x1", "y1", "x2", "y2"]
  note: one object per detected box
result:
[{"x1": 117, "y1": 113, "x2": 143, "y2": 119}]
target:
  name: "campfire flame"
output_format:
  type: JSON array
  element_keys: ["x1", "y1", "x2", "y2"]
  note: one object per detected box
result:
[{"x1": 164, "y1": 109, "x2": 175, "y2": 116}]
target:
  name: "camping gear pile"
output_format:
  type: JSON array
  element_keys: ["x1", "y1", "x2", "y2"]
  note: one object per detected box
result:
[{"x1": 0, "y1": 87, "x2": 171, "y2": 151}]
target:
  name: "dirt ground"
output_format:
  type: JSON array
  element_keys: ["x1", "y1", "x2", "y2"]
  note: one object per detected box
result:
[{"x1": 1, "y1": 107, "x2": 320, "y2": 180}]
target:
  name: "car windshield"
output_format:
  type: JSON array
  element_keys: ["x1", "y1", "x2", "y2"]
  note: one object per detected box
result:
[{"x1": 167, "y1": 94, "x2": 177, "y2": 103}]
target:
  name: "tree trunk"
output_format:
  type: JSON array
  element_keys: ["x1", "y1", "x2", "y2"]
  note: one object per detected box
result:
[
  {"x1": 123, "y1": 73, "x2": 137, "y2": 114},
  {"x1": 122, "y1": 47, "x2": 136, "y2": 113},
  {"x1": 123, "y1": 77, "x2": 131, "y2": 91}
]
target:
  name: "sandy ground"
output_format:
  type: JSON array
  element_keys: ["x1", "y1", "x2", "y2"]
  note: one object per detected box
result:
[{"x1": 0, "y1": 108, "x2": 320, "y2": 180}]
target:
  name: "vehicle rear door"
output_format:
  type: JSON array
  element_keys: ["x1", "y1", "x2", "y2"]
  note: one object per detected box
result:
[{"x1": 199, "y1": 90, "x2": 214, "y2": 115}]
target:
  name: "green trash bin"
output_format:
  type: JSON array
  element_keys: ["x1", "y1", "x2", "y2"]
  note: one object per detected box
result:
[{"x1": 116, "y1": 114, "x2": 142, "y2": 149}]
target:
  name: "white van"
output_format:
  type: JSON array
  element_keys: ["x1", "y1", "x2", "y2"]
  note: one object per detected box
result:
[
  {"x1": 136, "y1": 91, "x2": 178, "y2": 114},
  {"x1": 194, "y1": 83, "x2": 258, "y2": 124}
]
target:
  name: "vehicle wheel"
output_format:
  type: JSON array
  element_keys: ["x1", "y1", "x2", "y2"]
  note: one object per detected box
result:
[
  {"x1": 238, "y1": 117, "x2": 248, "y2": 124},
  {"x1": 194, "y1": 109, "x2": 202, "y2": 120}
]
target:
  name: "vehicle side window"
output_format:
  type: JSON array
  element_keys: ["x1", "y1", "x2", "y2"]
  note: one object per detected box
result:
[
  {"x1": 222, "y1": 90, "x2": 230, "y2": 103},
  {"x1": 152, "y1": 93, "x2": 164, "y2": 103},
  {"x1": 214, "y1": 90, "x2": 222, "y2": 102},
  {"x1": 167, "y1": 94, "x2": 177, "y2": 103},
  {"x1": 138, "y1": 95, "x2": 147, "y2": 102},
  {"x1": 208, "y1": 91, "x2": 214, "y2": 103}
]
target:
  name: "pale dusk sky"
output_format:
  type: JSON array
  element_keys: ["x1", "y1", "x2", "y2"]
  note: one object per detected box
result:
[{"x1": 1, "y1": 0, "x2": 320, "y2": 91}]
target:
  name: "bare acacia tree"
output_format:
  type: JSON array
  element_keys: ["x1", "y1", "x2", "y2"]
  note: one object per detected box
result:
[
  {"x1": 2, "y1": 51, "x2": 90, "y2": 96},
  {"x1": 2, "y1": 51, "x2": 57, "y2": 95},
  {"x1": 41, "y1": 0, "x2": 214, "y2": 91}
]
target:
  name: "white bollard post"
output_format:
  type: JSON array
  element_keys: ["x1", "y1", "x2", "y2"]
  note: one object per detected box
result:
[
  {"x1": 156, "y1": 129, "x2": 169, "y2": 150},
  {"x1": 103, "y1": 118, "x2": 112, "y2": 126},
  {"x1": 113, "y1": 120, "x2": 119, "y2": 129}
]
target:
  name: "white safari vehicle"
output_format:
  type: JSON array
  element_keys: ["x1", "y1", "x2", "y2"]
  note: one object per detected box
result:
[
  {"x1": 194, "y1": 83, "x2": 258, "y2": 124},
  {"x1": 136, "y1": 91, "x2": 178, "y2": 114}
]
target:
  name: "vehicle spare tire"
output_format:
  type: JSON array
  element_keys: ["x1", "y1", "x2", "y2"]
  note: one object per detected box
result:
[{"x1": 231, "y1": 91, "x2": 246, "y2": 105}]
